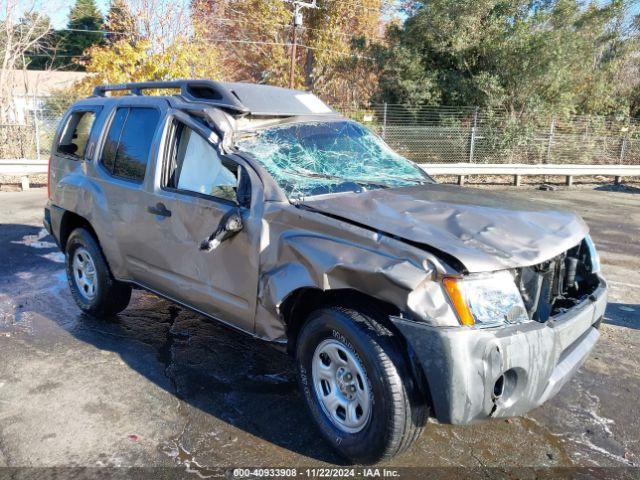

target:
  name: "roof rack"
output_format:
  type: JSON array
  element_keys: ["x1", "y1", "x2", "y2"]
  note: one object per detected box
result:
[
  {"x1": 92, "y1": 79, "x2": 336, "y2": 117},
  {"x1": 92, "y1": 80, "x2": 250, "y2": 114}
]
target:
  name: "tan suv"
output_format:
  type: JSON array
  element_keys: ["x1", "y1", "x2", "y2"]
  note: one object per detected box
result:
[{"x1": 44, "y1": 80, "x2": 607, "y2": 463}]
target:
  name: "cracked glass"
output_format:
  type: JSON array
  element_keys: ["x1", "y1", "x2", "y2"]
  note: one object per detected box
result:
[{"x1": 236, "y1": 120, "x2": 429, "y2": 200}]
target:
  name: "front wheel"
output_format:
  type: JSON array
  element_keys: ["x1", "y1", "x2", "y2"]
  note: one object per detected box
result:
[{"x1": 296, "y1": 306, "x2": 427, "y2": 464}]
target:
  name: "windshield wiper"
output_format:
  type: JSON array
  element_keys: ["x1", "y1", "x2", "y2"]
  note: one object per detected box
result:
[
  {"x1": 279, "y1": 168, "x2": 423, "y2": 187},
  {"x1": 372, "y1": 172, "x2": 426, "y2": 184},
  {"x1": 280, "y1": 168, "x2": 344, "y2": 181},
  {"x1": 280, "y1": 169, "x2": 388, "y2": 195}
]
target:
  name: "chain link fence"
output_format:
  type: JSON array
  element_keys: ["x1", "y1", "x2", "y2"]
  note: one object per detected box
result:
[
  {"x1": 0, "y1": 108, "x2": 59, "y2": 160},
  {"x1": 340, "y1": 104, "x2": 640, "y2": 165},
  {"x1": 2, "y1": 103, "x2": 640, "y2": 166}
]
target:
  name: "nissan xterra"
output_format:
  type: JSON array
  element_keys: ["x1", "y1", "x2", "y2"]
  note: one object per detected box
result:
[{"x1": 44, "y1": 80, "x2": 607, "y2": 464}]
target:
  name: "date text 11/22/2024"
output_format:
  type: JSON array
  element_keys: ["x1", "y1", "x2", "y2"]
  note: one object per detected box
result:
[{"x1": 231, "y1": 468, "x2": 401, "y2": 477}]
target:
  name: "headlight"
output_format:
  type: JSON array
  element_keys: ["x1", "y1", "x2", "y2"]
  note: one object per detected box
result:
[
  {"x1": 443, "y1": 271, "x2": 529, "y2": 328},
  {"x1": 584, "y1": 234, "x2": 600, "y2": 273}
]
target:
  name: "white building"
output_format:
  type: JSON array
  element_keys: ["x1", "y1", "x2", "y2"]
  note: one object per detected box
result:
[{"x1": 3, "y1": 69, "x2": 87, "y2": 124}]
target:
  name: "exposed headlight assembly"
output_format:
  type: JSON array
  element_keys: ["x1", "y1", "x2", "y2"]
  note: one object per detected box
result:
[
  {"x1": 443, "y1": 271, "x2": 529, "y2": 328},
  {"x1": 584, "y1": 234, "x2": 601, "y2": 274}
]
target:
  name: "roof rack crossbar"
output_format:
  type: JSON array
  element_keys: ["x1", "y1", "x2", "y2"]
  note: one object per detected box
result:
[{"x1": 92, "y1": 80, "x2": 250, "y2": 113}]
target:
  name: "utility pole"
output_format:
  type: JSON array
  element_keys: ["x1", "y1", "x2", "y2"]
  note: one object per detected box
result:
[{"x1": 288, "y1": 0, "x2": 317, "y2": 89}]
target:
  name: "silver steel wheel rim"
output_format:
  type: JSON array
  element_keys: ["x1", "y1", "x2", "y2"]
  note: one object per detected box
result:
[
  {"x1": 72, "y1": 247, "x2": 97, "y2": 300},
  {"x1": 311, "y1": 338, "x2": 372, "y2": 434}
]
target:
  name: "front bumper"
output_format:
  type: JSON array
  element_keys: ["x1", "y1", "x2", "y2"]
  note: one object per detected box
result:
[{"x1": 392, "y1": 277, "x2": 607, "y2": 425}]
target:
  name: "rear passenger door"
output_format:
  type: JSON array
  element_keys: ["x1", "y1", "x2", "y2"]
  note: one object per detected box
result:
[{"x1": 93, "y1": 98, "x2": 167, "y2": 280}]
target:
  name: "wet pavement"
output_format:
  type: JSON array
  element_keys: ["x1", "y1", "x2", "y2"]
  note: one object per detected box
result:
[{"x1": 0, "y1": 186, "x2": 639, "y2": 476}]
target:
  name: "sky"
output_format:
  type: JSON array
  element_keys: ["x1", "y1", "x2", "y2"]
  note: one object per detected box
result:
[
  {"x1": 5, "y1": 0, "x2": 109, "y2": 29},
  {"x1": 49, "y1": 0, "x2": 109, "y2": 29}
]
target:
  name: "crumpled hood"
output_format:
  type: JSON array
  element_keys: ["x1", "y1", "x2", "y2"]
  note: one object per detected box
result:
[{"x1": 301, "y1": 184, "x2": 588, "y2": 273}]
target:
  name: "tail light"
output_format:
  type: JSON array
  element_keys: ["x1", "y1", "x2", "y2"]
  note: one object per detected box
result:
[{"x1": 47, "y1": 155, "x2": 52, "y2": 198}]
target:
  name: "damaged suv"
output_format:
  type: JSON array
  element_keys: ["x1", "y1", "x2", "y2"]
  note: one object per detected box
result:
[{"x1": 45, "y1": 80, "x2": 607, "y2": 464}]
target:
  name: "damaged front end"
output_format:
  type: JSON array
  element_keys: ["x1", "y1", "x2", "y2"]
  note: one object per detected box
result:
[
  {"x1": 392, "y1": 235, "x2": 606, "y2": 424},
  {"x1": 516, "y1": 235, "x2": 601, "y2": 322},
  {"x1": 233, "y1": 115, "x2": 607, "y2": 426}
]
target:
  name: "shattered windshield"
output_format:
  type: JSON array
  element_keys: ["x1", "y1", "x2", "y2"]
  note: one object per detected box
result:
[{"x1": 235, "y1": 120, "x2": 429, "y2": 199}]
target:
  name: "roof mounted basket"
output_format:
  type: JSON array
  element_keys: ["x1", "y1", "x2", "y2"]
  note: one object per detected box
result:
[{"x1": 92, "y1": 80, "x2": 250, "y2": 114}]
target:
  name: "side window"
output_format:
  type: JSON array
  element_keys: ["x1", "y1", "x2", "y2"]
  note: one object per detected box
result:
[
  {"x1": 100, "y1": 107, "x2": 160, "y2": 183},
  {"x1": 167, "y1": 123, "x2": 238, "y2": 203},
  {"x1": 101, "y1": 108, "x2": 128, "y2": 172},
  {"x1": 57, "y1": 110, "x2": 97, "y2": 159}
]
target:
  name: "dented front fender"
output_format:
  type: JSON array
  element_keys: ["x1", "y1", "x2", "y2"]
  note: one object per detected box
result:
[{"x1": 254, "y1": 202, "x2": 460, "y2": 341}]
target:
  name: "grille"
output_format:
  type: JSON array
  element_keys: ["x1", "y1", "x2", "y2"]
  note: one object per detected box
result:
[{"x1": 515, "y1": 240, "x2": 598, "y2": 322}]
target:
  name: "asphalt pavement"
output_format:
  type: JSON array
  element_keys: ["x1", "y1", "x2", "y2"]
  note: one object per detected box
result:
[{"x1": 0, "y1": 186, "x2": 638, "y2": 478}]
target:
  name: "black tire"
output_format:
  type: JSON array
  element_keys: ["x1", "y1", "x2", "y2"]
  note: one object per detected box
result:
[
  {"x1": 65, "y1": 227, "x2": 131, "y2": 316},
  {"x1": 296, "y1": 306, "x2": 427, "y2": 464}
]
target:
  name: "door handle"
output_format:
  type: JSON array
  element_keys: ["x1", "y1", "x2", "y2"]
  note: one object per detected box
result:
[{"x1": 147, "y1": 202, "x2": 172, "y2": 217}]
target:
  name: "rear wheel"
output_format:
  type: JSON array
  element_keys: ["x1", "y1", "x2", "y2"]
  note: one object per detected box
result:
[
  {"x1": 296, "y1": 306, "x2": 427, "y2": 464},
  {"x1": 65, "y1": 228, "x2": 131, "y2": 316}
]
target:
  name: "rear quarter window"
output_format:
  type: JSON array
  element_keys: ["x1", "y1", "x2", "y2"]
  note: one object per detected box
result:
[
  {"x1": 56, "y1": 110, "x2": 99, "y2": 159},
  {"x1": 100, "y1": 107, "x2": 161, "y2": 183}
]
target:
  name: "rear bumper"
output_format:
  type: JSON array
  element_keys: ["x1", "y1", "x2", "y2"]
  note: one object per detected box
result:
[
  {"x1": 43, "y1": 205, "x2": 52, "y2": 236},
  {"x1": 392, "y1": 277, "x2": 607, "y2": 425},
  {"x1": 43, "y1": 202, "x2": 63, "y2": 249}
]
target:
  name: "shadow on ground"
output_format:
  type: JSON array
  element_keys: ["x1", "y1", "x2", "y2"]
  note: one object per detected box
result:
[
  {"x1": 605, "y1": 303, "x2": 640, "y2": 330},
  {"x1": 594, "y1": 184, "x2": 640, "y2": 194},
  {"x1": 1, "y1": 225, "x2": 344, "y2": 464},
  {"x1": 4, "y1": 221, "x2": 639, "y2": 468}
]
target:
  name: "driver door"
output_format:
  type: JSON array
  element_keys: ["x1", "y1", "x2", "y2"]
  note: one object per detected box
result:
[{"x1": 131, "y1": 116, "x2": 261, "y2": 334}]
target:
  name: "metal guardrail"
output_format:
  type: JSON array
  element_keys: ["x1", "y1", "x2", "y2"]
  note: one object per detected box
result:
[
  {"x1": 3, "y1": 159, "x2": 638, "y2": 191},
  {"x1": 0, "y1": 159, "x2": 48, "y2": 190},
  {"x1": 419, "y1": 163, "x2": 640, "y2": 186},
  {"x1": 0, "y1": 159, "x2": 48, "y2": 174}
]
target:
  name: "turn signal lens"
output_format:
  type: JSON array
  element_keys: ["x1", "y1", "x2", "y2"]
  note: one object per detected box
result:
[{"x1": 442, "y1": 277, "x2": 475, "y2": 326}]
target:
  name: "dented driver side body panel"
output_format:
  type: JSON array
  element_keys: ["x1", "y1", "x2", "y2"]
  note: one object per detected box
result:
[{"x1": 253, "y1": 201, "x2": 460, "y2": 341}]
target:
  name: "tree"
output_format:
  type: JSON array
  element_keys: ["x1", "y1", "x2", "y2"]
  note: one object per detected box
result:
[
  {"x1": 374, "y1": 0, "x2": 640, "y2": 117},
  {"x1": 304, "y1": 0, "x2": 384, "y2": 106},
  {"x1": 73, "y1": 38, "x2": 224, "y2": 96},
  {"x1": 130, "y1": 0, "x2": 192, "y2": 49},
  {"x1": 105, "y1": 0, "x2": 137, "y2": 45},
  {"x1": 20, "y1": 13, "x2": 57, "y2": 70},
  {"x1": 63, "y1": 0, "x2": 223, "y2": 98},
  {"x1": 191, "y1": 0, "x2": 292, "y2": 85},
  {"x1": 0, "y1": 1, "x2": 54, "y2": 120},
  {"x1": 59, "y1": 0, "x2": 105, "y2": 70},
  {"x1": 190, "y1": 0, "x2": 387, "y2": 105}
]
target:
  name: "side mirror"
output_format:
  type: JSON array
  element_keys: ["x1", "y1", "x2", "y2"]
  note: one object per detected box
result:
[
  {"x1": 200, "y1": 208, "x2": 244, "y2": 252},
  {"x1": 224, "y1": 211, "x2": 243, "y2": 233}
]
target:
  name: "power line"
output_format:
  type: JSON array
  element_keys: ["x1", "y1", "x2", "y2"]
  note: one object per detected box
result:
[
  {"x1": 27, "y1": 53, "x2": 88, "y2": 58},
  {"x1": 26, "y1": 38, "x2": 372, "y2": 60},
  {"x1": 53, "y1": 27, "x2": 125, "y2": 35},
  {"x1": 207, "y1": 38, "x2": 373, "y2": 59},
  {"x1": 207, "y1": 16, "x2": 361, "y2": 40},
  {"x1": 54, "y1": 19, "x2": 382, "y2": 41},
  {"x1": 276, "y1": 0, "x2": 387, "y2": 14}
]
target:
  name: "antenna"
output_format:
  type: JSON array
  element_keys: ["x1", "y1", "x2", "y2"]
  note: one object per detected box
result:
[{"x1": 288, "y1": 0, "x2": 318, "y2": 89}]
